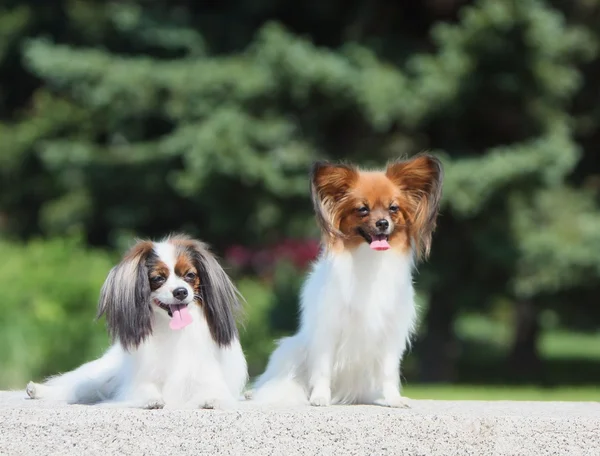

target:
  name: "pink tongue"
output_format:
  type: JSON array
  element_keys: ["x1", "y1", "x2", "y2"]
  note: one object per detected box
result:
[
  {"x1": 370, "y1": 239, "x2": 390, "y2": 251},
  {"x1": 169, "y1": 305, "x2": 193, "y2": 330}
]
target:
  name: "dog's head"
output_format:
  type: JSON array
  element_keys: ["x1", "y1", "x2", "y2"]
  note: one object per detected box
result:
[
  {"x1": 310, "y1": 153, "x2": 443, "y2": 258},
  {"x1": 97, "y1": 234, "x2": 241, "y2": 350}
]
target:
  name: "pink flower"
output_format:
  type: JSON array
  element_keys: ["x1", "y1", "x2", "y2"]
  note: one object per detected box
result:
[
  {"x1": 226, "y1": 238, "x2": 322, "y2": 275},
  {"x1": 224, "y1": 245, "x2": 252, "y2": 268}
]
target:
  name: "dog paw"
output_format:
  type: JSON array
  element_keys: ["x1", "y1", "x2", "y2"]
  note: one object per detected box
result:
[
  {"x1": 26, "y1": 382, "x2": 40, "y2": 399},
  {"x1": 243, "y1": 390, "x2": 253, "y2": 400},
  {"x1": 192, "y1": 396, "x2": 236, "y2": 410},
  {"x1": 310, "y1": 396, "x2": 331, "y2": 406},
  {"x1": 309, "y1": 388, "x2": 331, "y2": 407},
  {"x1": 310, "y1": 394, "x2": 331, "y2": 406},
  {"x1": 197, "y1": 398, "x2": 231, "y2": 410},
  {"x1": 143, "y1": 399, "x2": 165, "y2": 410},
  {"x1": 373, "y1": 396, "x2": 411, "y2": 409},
  {"x1": 200, "y1": 399, "x2": 218, "y2": 410}
]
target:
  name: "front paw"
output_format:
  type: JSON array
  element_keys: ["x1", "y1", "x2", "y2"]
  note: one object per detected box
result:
[
  {"x1": 26, "y1": 381, "x2": 40, "y2": 399},
  {"x1": 26, "y1": 381, "x2": 51, "y2": 400},
  {"x1": 309, "y1": 386, "x2": 331, "y2": 407},
  {"x1": 373, "y1": 395, "x2": 411, "y2": 409},
  {"x1": 191, "y1": 395, "x2": 236, "y2": 410},
  {"x1": 199, "y1": 399, "x2": 219, "y2": 409},
  {"x1": 143, "y1": 399, "x2": 165, "y2": 410}
]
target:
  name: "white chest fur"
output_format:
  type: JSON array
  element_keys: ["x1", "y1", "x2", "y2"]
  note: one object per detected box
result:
[
  {"x1": 301, "y1": 245, "x2": 415, "y2": 331},
  {"x1": 299, "y1": 244, "x2": 417, "y2": 403},
  {"x1": 252, "y1": 244, "x2": 418, "y2": 406}
]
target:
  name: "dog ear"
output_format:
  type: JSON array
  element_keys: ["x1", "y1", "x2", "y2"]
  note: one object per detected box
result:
[
  {"x1": 185, "y1": 240, "x2": 241, "y2": 346},
  {"x1": 97, "y1": 241, "x2": 155, "y2": 351},
  {"x1": 310, "y1": 161, "x2": 358, "y2": 240},
  {"x1": 386, "y1": 153, "x2": 444, "y2": 260}
]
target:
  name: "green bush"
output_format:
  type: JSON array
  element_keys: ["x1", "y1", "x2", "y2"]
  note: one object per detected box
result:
[
  {"x1": 236, "y1": 278, "x2": 278, "y2": 378},
  {"x1": 269, "y1": 259, "x2": 304, "y2": 336},
  {"x1": 0, "y1": 236, "x2": 115, "y2": 389}
]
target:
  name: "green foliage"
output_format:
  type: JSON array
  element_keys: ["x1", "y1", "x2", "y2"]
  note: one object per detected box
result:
[
  {"x1": 511, "y1": 187, "x2": 600, "y2": 299},
  {"x1": 0, "y1": 237, "x2": 114, "y2": 388},
  {"x1": 267, "y1": 259, "x2": 305, "y2": 335},
  {"x1": 453, "y1": 313, "x2": 600, "y2": 385},
  {"x1": 236, "y1": 278, "x2": 278, "y2": 378},
  {"x1": 1, "y1": 0, "x2": 600, "y2": 385}
]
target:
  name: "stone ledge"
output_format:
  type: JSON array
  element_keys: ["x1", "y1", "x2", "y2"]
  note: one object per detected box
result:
[{"x1": 1, "y1": 391, "x2": 599, "y2": 455}]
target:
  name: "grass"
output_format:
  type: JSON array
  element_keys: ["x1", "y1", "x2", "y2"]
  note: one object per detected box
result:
[
  {"x1": 408, "y1": 314, "x2": 600, "y2": 399},
  {"x1": 403, "y1": 385, "x2": 600, "y2": 402},
  {"x1": 540, "y1": 330, "x2": 600, "y2": 360}
]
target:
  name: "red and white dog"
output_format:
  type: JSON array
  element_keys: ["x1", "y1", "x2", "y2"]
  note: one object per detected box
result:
[{"x1": 251, "y1": 154, "x2": 443, "y2": 407}]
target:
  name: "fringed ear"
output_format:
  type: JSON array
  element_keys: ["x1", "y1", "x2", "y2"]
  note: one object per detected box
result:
[
  {"x1": 386, "y1": 153, "x2": 444, "y2": 260},
  {"x1": 185, "y1": 240, "x2": 241, "y2": 346},
  {"x1": 310, "y1": 161, "x2": 358, "y2": 239},
  {"x1": 97, "y1": 241, "x2": 155, "y2": 351}
]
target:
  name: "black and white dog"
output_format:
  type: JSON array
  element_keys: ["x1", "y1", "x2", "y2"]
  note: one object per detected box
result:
[{"x1": 26, "y1": 234, "x2": 248, "y2": 409}]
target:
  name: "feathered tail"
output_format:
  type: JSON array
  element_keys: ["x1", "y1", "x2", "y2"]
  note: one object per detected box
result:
[
  {"x1": 249, "y1": 335, "x2": 309, "y2": 405},
  {"x1": 26, "y1": 345, "x2": 125, "y2": 404}
]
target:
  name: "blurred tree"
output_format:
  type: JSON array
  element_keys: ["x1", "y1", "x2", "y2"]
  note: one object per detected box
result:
[{"x1": 1, "y1": 0, "x2": 600, "y2": 384}]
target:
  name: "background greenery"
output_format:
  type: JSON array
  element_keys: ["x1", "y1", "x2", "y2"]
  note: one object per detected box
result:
[{"x1": 1, "y1": 0, "x2": 600, "y2": 400}]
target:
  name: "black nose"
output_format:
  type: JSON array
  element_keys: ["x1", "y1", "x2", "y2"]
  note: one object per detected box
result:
[
  {"x1": 172, "y1": 287, "x2": 188, "y2": 301},
  {"x1": 375, "y1": 219, "x2": 389, "y2": 231}
]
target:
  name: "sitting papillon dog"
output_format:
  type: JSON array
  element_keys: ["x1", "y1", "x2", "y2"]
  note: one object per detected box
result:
[
  {"x1": 26, "y1": 234, "x2": 248, "y2": 409},
  {"x1": 251, "y1": 154, "x2": 443, "y2": 407}
]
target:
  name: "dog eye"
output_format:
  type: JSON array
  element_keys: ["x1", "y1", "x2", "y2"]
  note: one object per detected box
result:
[
  {"x1": 185, "y1": 272, "x2": 197, "y2": 280},
  {"x1": 150, "y1": 276, "x2": 165, "y2": 284},
  {"x1": 357, "y1": 206, "x2": 370, "y2": 216},
  {"x1": 389, "y1": 205, "x2": 399, "y2": 213}
]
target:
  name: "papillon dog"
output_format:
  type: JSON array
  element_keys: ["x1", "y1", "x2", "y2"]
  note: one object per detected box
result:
[
  {"x1": 26, "y1": 234, "x2": 248, "y2": 409},
  {"x1": 251, "y1": 154, "x2": 443, "y2": 407}
]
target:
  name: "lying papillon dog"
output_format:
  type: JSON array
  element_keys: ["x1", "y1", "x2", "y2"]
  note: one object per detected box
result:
[
  {"x1": 251, "y1": 154, "x2": 443, "y2": 407},
  {"x1": 26, "y1": 234, "x2": 248, "y2": 409}
]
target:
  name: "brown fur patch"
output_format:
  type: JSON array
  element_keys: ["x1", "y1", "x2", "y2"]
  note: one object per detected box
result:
[
  {"x1": 123, "y1": 240, "x2": 154, "y2": 262},
  {"x1": 385, "y1": 154, "x2": 443, "y2": 259},
  {"x1": 122, "y1": 241, "x2": 167, "y2": 291},
  {"x1": 148, "y1": 260, "x2": 169, "y2": 291},
  {"x1": 310, "y1": 162, "x2": 359, "y2": 240},
  {"x1": 175, "y1": 251, "x2": 200, "y2": 292}
]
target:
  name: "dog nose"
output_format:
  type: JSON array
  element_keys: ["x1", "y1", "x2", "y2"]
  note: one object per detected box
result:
[
  {"x1": 375, "y1": 219, "x2": 389, "y2": 231},
  {"x1": 172, "y1": 287, "x2": 188, "y2": 301}
]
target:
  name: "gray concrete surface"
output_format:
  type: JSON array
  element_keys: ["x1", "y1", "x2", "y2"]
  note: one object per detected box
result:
[{"x1": 1, "y1": 390, "x2": 599, "y2": 456}]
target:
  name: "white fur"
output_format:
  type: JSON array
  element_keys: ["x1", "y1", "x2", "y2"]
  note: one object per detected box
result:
[
  {"x1": 26, "y1": 241, "x2": 248, "y2": 409},
  {"x1": 251, "y1": 243, "x2": 417, "y2": 407}
]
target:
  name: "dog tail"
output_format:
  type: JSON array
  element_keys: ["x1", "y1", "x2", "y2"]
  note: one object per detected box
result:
[
  {"x1": 26, "y1": 345, "x2": 125, "y2": 404},
  {"x1": 249, "y1": 335, "x2": 309, "y2": 406}
]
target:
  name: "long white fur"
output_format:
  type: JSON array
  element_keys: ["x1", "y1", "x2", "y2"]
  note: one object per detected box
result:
[
  {"x1": 251, "y1": 243, "x2": 417, "y2": 407},
  {"x1": 26, "y1": 241, "x2": 248, "y2": 409}
]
